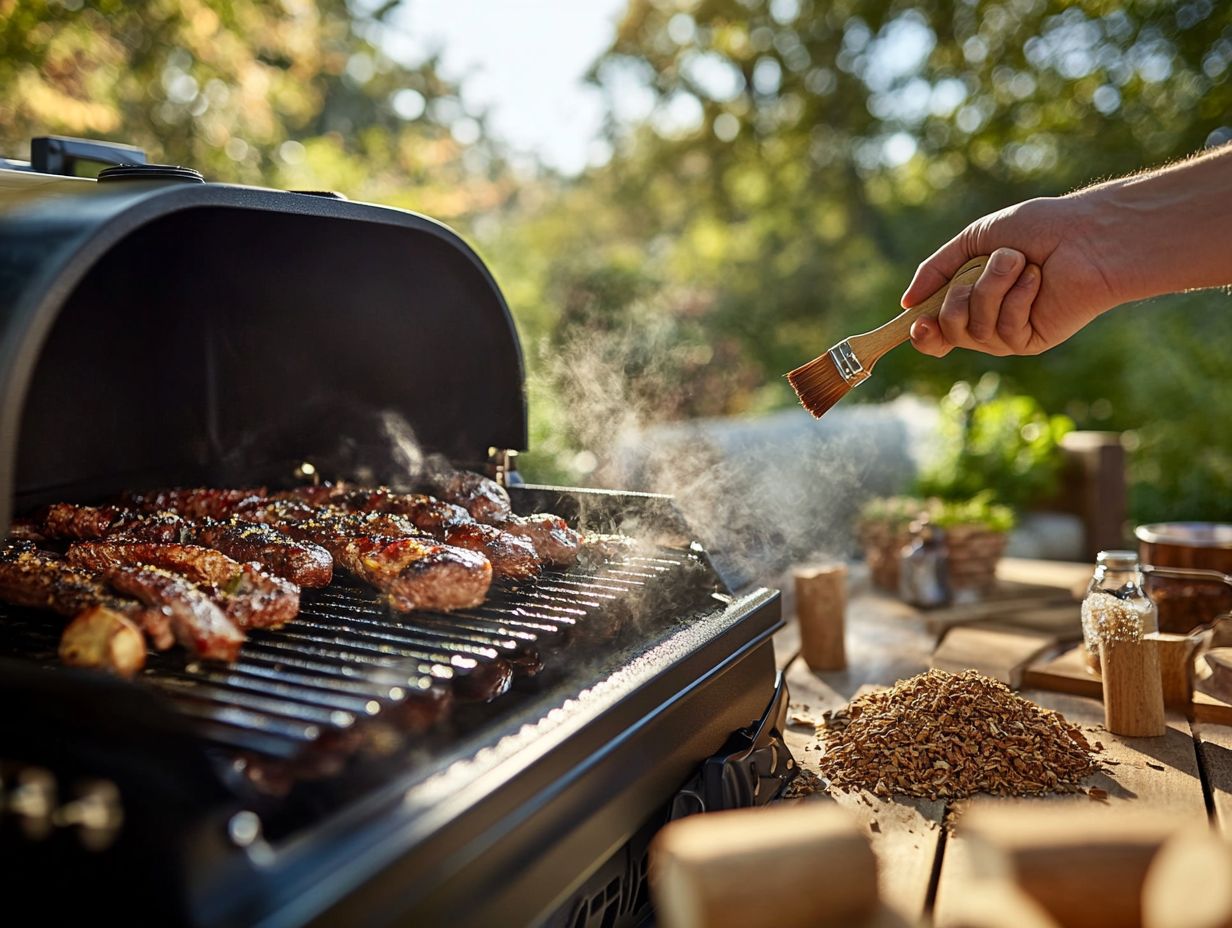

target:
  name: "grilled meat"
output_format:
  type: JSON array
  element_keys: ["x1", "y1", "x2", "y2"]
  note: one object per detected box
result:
[
  {"x1": 189, "y1": 519, "x2": 333, "y2": 588},
  {"x1": 427, "y1": 472, "x2": 512, "y2": 523},
  {"x1": 280, "y1": 484, "x2": 541, "y2": 580},
  {"x1": 103, "y1": 564, "x2": 244, "y2": 662},
  {"x1": 438, "y1": 521, "x2": 540, "y2": 581},
  {"x1": 248, "y1": 506, "x2": 492, "y2": 611},
  {"x1": 15, "y1": 503, "x2": 333, "y2": 589},
  {"x1": 122, "y1": 487, "x2": 267, "y2": 521},
  {"x1": 425, "y1": 472, "x2": 581, "y2": 568},
  {"x1": 59, "y1": 605, "x2": 147, "y2": 677},
  {"x1": 68, "y1": 542, "x2": 299, "y2": 630},
  {"x1": 500, "y1": 514, "x2": 581, "y2": 569},
  {"x1": 0, "y1": 543, "x2": 174, "y2": 650}
]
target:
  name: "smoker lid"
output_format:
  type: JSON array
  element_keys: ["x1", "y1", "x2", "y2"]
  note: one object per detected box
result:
[{"x1": 0, "y1": 172, "x2": 527, "y2": 529}]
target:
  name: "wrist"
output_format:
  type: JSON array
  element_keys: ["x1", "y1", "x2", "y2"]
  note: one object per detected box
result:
[{"x1": 1065, "y1": 183, "x2": 1157, "y2": 308}]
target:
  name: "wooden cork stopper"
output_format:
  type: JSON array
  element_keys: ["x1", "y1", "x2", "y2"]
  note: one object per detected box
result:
[
  {"x1": 650, "y1": 803, "x2": 878, "y2": 928},
  {"x1": 794, "y1": 564, "x2": 847, "y2": 672},
  {"x1": 1147, "y1": 632, "x2": 1197, "y2": 711},
  {"x1": 1100, "y1": 636, "x2": 1166, "y2": 737},
  {"x1": 1143, "y1": 827, "x2": 1232, "y2": 928}
]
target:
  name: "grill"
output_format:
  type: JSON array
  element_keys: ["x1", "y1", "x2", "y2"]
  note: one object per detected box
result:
[{"x1": 0, "y1": 137, "x2": 792, "y2": 927}]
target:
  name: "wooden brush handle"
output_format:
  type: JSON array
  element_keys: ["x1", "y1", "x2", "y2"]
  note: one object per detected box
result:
[{"x1": 849, "y1": 256, "x2": 989, "y2": 368}]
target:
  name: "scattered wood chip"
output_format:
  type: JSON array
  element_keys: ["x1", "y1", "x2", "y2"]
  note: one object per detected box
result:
[
  {"x1": 870, "y1": 821, "x2": 881, "y2": 833},
  {"x1": 1088, "y1": 787, "x2": 1109, "y2": 802},
  {"x1": 1146, "y1": 762, "x2": 1165, "y2": 771}
]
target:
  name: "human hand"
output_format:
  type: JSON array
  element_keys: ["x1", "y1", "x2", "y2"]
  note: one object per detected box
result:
[{"x1": 901, "y1": 196, "x2": 1123, "y2": 357}]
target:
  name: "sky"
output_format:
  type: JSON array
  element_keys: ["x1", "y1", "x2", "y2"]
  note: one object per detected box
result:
[{"x1": 380, "y1": 0, "x2": 629, "y2": 175}]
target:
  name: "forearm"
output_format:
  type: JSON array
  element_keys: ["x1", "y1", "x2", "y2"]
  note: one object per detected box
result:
[{"x1": 1073, "y1": 145, "x2": 1232, "y2": 305}]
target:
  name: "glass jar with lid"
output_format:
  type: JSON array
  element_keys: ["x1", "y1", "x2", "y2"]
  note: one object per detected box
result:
[{"x1": 1081, "y1": 549, "x2": 1158, "y2": 673}]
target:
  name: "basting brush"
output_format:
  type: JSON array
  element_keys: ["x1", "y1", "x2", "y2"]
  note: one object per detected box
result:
[{"x1": 787, "y1": 256, "x2": 989, "y2": 418}]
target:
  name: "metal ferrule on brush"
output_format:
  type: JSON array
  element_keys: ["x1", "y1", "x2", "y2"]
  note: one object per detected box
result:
[{"x1": 828, "y1": 340, "x2": 869, "y2": 386}]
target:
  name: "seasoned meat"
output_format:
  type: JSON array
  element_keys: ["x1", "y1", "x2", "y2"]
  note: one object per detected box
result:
[
  {"x1": 123, "y1": 487, "x2": 267, "y2": 521},
  {"x1": 59, "y1": 606, "x2": 147, "y2": 677},
  {"x1": 67, "y1": 541, "x2": 299, "y2": 630},
  {"x1": 280, "y1": 484, "x2": 540, "y2": 580},
  {"x1": 18, "y1": 503, "x2": 333, "y2": 588},
  {"x1": 0, "y1": 543, "x2": 174, "y2": 650},
  {"x1": 427, "y1": 472, "x2": 513, "y2": 523},
  {"x1": 440, "y1": 521, "x2": 540, "y2": 581},
  {"x1": 500, "y1": 514, "x2": 581, "y2": 569},
  {"x1": 190, "y1": 520, "x2": 333, "y2": 588},
  {"x1": 103, "y1": 564, "x2": 244, "y2": 662},
  {"x1": 269, "y1": 513, "x2": 492, "y2": 612}
]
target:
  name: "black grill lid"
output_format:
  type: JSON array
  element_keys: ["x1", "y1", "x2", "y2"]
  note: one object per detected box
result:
[{"x1": 0, "y1": 173, "x2": 527, "y2": 530}]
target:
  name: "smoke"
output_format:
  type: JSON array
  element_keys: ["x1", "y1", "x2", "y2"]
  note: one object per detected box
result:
[{"x1": 529, "y1": 322, "x2": 933, "y2": 588}]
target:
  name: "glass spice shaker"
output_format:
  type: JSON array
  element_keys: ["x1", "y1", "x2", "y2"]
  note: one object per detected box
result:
[
  {"x1": 899, "y1": 518, "x2": 950, "y2": 608},
  {"x1": 1081, "y1": 550, "x2": 1159, "y2": 673}
]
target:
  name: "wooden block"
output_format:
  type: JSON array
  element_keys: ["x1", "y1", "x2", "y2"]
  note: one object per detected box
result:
[
  {"x1": 1193, "y1": 691, "x2": 1232, "y2": 726},
  {"x1": 1148, "y1": 633, "x2": 1197, "y2": 710},
  {"x1": 959, "y1": 803, "x2": 1178, "y2": 928},
  {"x1": 1143, "y1": 826, "x2": 1232, "y2": 928},
  {"x1": 934, "y1": 690, "x2": 1208, "y2": 928},
  {"x1": 794, "y1": 564, "x2": 847, "y2": 672},
  {"x1": 650, "y1": 803, "x2": 879, "y2": 928},
  {"x1": 931, "y1": 626, "x2": 1058, "y2": 689},
  {"x1": 1101, "y1": 637, "x2": 1166, "y2": 737},
  {"x1": 1023, "y1": 646, "x2": 1103, "y2": 699},
  {"x1": 940, "y1": 882, "x2": 1062, "y2": 928}
]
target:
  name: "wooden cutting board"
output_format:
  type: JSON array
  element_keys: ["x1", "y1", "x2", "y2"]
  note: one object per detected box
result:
[
  {"x1": 1024, "y1": 644, "x2": 1232, "y2": 724},
  {"x1": 931, "y1": 625, "x2": 1061, "y2": 689}
]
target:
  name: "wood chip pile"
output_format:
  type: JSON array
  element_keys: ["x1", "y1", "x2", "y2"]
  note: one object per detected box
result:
[{"x1": 816, "y1": 669, "x2": 1098, "y2": 800}]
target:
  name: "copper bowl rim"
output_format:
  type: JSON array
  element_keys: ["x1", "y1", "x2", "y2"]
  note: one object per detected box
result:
[{"x1": 1135, "y1": 522, "x2": 1232, "y2": 548}]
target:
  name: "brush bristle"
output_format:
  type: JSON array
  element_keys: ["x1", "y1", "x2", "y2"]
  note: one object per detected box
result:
[{"x1": 787, "y1": 353, "x2": 853, "y2": 419}]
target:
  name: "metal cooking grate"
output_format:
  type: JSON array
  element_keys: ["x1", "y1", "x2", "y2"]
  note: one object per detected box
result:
[{"x1": 0, "y1": 550, "x2": 699, "y2": 777}]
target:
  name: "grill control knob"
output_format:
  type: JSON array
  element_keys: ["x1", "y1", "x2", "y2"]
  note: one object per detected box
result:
[
  {"x1": 10, "y1": 767, "x2": 56, "y2": 841},
  {"x1": 54, "y1": 779, "x2": 124, "y2": 851}
]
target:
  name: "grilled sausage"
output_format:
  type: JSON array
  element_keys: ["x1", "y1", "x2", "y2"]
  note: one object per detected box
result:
[
  {"x1": 0, "y1": 544, "x2": 174, "y2": 650},
  {"x1": 103, "y1": 564, "x2": 244, "y2": 662},
  {"x1": 280, "y1": 485, "x2": 540, "y2": 580},
  {"x1": 68, "y1": 541, "x2": 299, "y2": 629},
  {"x1": 189, "y1": 519, "x2": 333, "y2": 588}
]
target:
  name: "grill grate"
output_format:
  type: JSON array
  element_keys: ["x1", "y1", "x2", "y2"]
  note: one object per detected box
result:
[{"x1": 0, "y1": 550, "x2": 701, "y2": 779}]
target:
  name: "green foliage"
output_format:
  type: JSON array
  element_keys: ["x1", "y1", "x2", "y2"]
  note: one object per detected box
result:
[
  {"x1": 858, "y1": 492, "x2": 1015, "y2": 533},
  {"x1": 0, "y1": 0, "x2": 511, "y2": 225},
  {"x1": 928, "y1": 493, "x2": 1016, "y2": 534},
  {"x1": 914, "y1": 375, "x2": 1074, "y2": 510},
  {"x1": 6, "y1": 1, "x2": 1232, "y2": 525}
]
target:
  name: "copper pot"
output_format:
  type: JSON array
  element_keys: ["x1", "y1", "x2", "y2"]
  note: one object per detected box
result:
[{"x1": 1137, "y1": 523, "x2": 1232, "y2": 633}]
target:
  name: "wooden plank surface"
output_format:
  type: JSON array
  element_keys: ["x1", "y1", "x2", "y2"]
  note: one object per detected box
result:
[
  {"x1": 932, "y1": 690, "x2": 1209, "y2": 927},
  {"x1": 786, "y1": 659, "x2": 945, "y2": 923}
]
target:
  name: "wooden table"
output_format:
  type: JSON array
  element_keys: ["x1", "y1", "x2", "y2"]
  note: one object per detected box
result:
[{"x1": 772, "y1": 561, "x2": 1232, "y2": 926}]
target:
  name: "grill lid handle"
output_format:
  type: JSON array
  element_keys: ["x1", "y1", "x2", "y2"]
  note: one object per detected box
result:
[{"x1": 31, "y1": 136, "x2": 148, "y2": 177}]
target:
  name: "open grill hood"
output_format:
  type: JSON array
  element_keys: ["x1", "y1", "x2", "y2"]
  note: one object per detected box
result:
[{"x1": 0, "y1": 169, "x2": 527, "y2": 530}]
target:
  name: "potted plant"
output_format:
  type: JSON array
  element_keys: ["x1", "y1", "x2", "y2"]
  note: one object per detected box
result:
[{"x1": 860, "y1": 377, "x2": 1073, "y2": 598}]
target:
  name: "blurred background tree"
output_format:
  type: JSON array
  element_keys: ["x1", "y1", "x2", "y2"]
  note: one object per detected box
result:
[{"x1": 3, "y1": 0, "x2": 1230, "y2": 523}]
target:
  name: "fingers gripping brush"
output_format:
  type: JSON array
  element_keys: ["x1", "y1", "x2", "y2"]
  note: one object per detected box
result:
[{"x1": 787, "y1": 256, "x2": 989, "y2": 418}]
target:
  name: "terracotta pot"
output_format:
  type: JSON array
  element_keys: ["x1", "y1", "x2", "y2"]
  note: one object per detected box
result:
[{"x1": 1137, "y1": 523, "x2": 1232, "y2": 634}]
